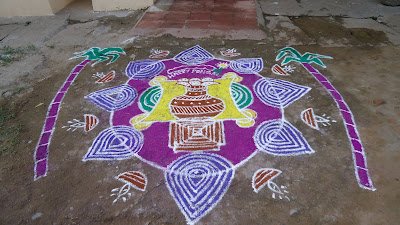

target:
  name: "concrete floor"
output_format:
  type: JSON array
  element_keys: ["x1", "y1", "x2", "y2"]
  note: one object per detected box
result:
[
  {"x1": 0, "y1": 0, "x2": 399, "y2": 224},
  {"x1": 258, "y1": 0, "x2": 400, "y2": 18}
]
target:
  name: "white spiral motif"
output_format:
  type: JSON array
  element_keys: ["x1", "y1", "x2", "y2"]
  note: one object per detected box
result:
[
  {"x1": 174, "y1": 45, "x2": 214, "y2": 65},
  {"x1": 165, "y1": 153, "x2": 234, "y2": 224},
  {"x1": 254, "y1": 119, "x2": 314, "y2": 156},
  {"x1": 83, "y1": 126, "x2": 144, "y2": 160},
  {"x1": 254, "y1": 78, "x2": 311, "y2": 108},
  {"x1": 86, "y1": 84, "x2": 138, "y2": 112},
  {"x1": 125, "y1": 59, "x2": 165, "y2": 79},
  {"x1": 230, "y1": 58, "x2": 263, "y2": 74}
]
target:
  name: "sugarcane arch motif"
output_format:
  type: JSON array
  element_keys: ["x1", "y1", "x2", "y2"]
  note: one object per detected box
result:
[
  {"x1": 33, "y1": 47, "x2": 126, "y2": 180},
  {"x1": 33, "y1": 45, "x2": 375, "y2": 225},
  {"x1": 275, "y1": 47, "x2": 375, "y2": 191}
]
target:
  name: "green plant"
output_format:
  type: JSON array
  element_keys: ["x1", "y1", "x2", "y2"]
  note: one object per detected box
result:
[
  {"x1": 2, "y1": 46, "x2": 24, "y2": 55},
  {"x1": 27, "y1": 44, "x2": 37, "y2": 51},
  {"x1": 0, "y1": 107, "x2": 23, "y2": 154},
  {"x1": 0, "y1": 46, "x2": 23, "y2": 67},
  {"x1": 0, "y1": 45, "x2": 37, "y2": 66},
  {"x1": 0, "y1": 56, "x2": 13, "y2": 66},
  {"x1": 0, "y1": 107, "x2": 15, "y2": 122},
  {"x1": 13, "y1": 87, "x2": 25, "y2": 94}
]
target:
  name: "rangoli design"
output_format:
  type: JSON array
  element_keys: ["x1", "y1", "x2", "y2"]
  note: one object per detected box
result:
[
  {"x1": 111, "y1": 170, "x2": 147, "y2": 204},
  {"x1": 301, "y1": 108, "x2": 336, "y2": 130},
  {"x1": 271, "y1": 64, "x2": 295, "y2": 76},
  {"x1": 62, "y1": 114, "x2": 99, "y2": 132},
  {"x1": 252, "y1": 168, "x2": 290, "y2": 200},
  {"x1": 34, "y1": 45, "x2": 375, "y2": 224},
  {"x1": 220, "y1": 48, "x2": 241, "y2": 57},
  {"x1": 275, "y1": 47, "x2": 375, "y2": 191},
  {"x1": 93, "y1": 70, "x2": 116, "y2": 83},
  {"x1": 149, "y1": 49, "x2": 170, "y2": 59},
  {"x1": 33, "y1": 47, "x2": 126, "y2": 180}
]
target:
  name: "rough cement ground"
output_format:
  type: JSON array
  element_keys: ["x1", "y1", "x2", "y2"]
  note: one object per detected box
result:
[{"x1": 0, "y1": 0, "x2": 400, "y2": 224}]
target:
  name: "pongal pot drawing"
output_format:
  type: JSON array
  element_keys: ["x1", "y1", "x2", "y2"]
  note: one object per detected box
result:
[{"x1": 169, "y1": 77, "x2": 226, "y2": 152}]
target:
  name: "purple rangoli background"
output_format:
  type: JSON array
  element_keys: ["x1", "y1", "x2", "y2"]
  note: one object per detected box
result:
[{"x1": 112, "y1": 59, "x2": 282, "y2": 168}]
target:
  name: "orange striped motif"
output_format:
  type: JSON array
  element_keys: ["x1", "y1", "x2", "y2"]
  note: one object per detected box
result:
[
  {"x1": 300, "y1": 108, "x2": 318, "y2": 129},
  {"x1": 221, "y1": 52, "x2": 241, "y2": 57},
  {"x1": 169, "y1": 121, "x2": 225, "y2": 152},
  {"x1": 84, "y1": 114, "x2": 99, "y2": 132},
  {"x1": 252, "y1": 168, "x2": 281, "y2": 193},
  {"x1": 271, "y1": 64, "x2": 288, "y2": 76},
  {"x1": 149, "y1": 51, "x2": 169, "y2": 59},
  {"x1": 220, "y1": 49, "x2": 241, "y2": 57},
  {"x1": 117, "y1": 171, "x2": 147, "y2": 191},
  {"x1": 96, "y1": 71, "x2": 115, "y2": 83}
]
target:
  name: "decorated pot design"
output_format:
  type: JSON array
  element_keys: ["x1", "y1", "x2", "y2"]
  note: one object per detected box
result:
[{"x1": 170, "y1": 78, "x2": 225, "y2": 120}]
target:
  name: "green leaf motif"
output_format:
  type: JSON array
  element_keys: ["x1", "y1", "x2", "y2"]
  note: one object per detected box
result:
[
  {"x1": 70, "y1": 47, "x2": 126, "y2": 66},
  {"x1": 213, "y1": 68, "x2": 223, "y2": 74},
  {"x1": 139, "y1": 86, "x2": 162, "y2": 112},
  {"x1": 276, "y1": 46, "x2": 332, "y2": 68},
  {"x1": 275, "y1": 51, "x2": 290, "y2": 62},
  {"x1": 231, "y1": 83, "x2": 253, "y2": 109}
]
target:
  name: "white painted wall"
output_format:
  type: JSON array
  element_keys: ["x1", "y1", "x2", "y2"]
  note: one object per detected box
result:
[
  {"x1": 92, "y1": 0, "x2": 154, "y2": 11},
  {"x1": 0, "y1": 0, "x2": 74, "y2": 17},
  {"x1": 0, "y1": 0, "x2": 53, "y2": 17},
  {"x1": 0, "y1": 0, "x2": 154, "y2": 17},
  {"x1": 49, "y1": 0, "x2": 75, "y2": 14}
]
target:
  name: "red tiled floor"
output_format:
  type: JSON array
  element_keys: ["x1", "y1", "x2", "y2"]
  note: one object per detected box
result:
[
  {"x1": 234, "y1": 14, "x2": 258, "y2": 24},
  {"x1": 141, "y1": 12, "x2": 167, "y2": 21},
  {"x1": 197, "y1": 0, "x2": 214, "y2": 3},
  {"x1": 189, "y1": 12, "x2": 211, "y2": 21},
  {"x1": 165, "y1": 11, "x2": 190, "y2": 21},
  {"x1": 233, "y1": 20, "x2": 258, "y2": 29},
  {"x1": 173, "y1": 1, "x2": 193, "y2": 6},
  {"x1": 215, "y1": 0, "x2": 235, "y2": 3},
  {"x1": 186, "y1": 20, "x2": 211, "y2": 29},
  {"x1": 161, "y1": 21, "x2": 186, "y2": 28},
  {"x1": 236, "y1": 8, "x2": 257, "y2": 14},
  {"x1": 194, "y1": 8, "x2": 213, "y2": 12},
  {"x1": 193, "y1": 2, "x2": 209, "y2": 6},
  {"x1": 136, "y1": 0, "x2": 259, "y2": 31},
  {"x1": 214, "y1": 3, "x2": 235, "y2": 8},
  {"x1": 235, "y1": 11, "x2": 256, "y2": 18},
  {"x1": 136, "y1": 20, "x2": 164, "y2": 28},
  {"x1": 169, "y1": 6, "x2": 192, "y2": 12},
  {"x1": 209, "y1": 20, "x2": 234, "y2": 30},
  {"x1": 212, "y1": 12, "x2": 234, "y2": 21},
  {"x1": 193, "y1": 5, "x2": 214, "y2": 11},
  {"x1": 234, "y1": 1, "x2": 255, "y2": 6},
  {"x1": 213, "y1": 6, "x2": 235, "y2": 13}
]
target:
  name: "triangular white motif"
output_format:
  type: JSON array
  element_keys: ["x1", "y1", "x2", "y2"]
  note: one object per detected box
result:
[
  {"x1": 83, "y1": 126, "x2": 144, "y2": 160},
  {"x1": 174, "y1": 45, "x2": 214, "y2": 65},
  {"x1": 125, "y1": 59, "x2": 165, "y2": 79},
  {"x1": 254, "y1": 119, "x2": 314, "y2": 156},
  {"x1": 254, "y1": 78, "x2": 311, "y2": 108},
  {"x1": 230, "y1": 58, "x2": 263, "y2": 74},
  {"x1": 165, "y1": 153, "x2": 234, "y2": 224},
  {"x1": 86, "y1": 85, "x2": 137, "y2": 112}
]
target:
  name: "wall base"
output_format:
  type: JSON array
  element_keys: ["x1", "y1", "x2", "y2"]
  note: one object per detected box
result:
[{"x1": 92, "y1": 0, "x2": 153, "y2": 12}]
